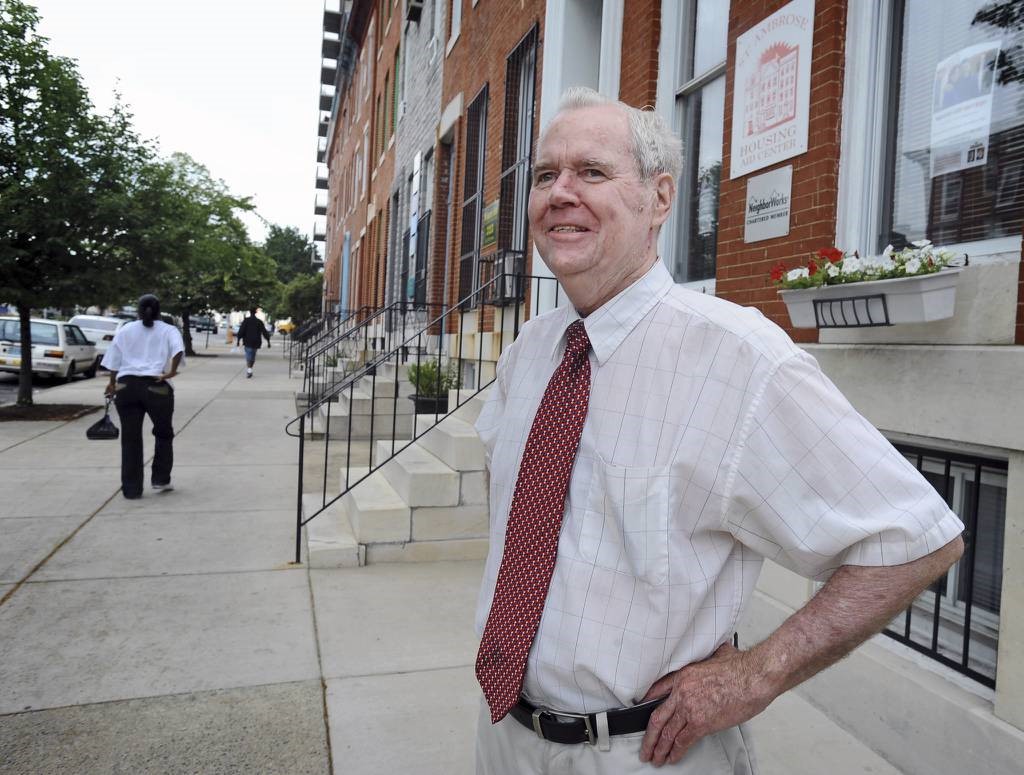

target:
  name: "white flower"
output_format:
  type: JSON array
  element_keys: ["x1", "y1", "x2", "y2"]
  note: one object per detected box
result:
[
  {"x1": 882, "y1": 244, "x2": 894, "y2": 258},
  {"x1": 827, "y1": 264, "x2": 840, "y2": 277},
  {"x1": 786, "y1": 267, "x2": 809, "y2": 281},
  {"x1": 905, "y1": 257, "x2": 922, "y2": 274},
  {"x1": 841, "y1": 256, "x2": 862, "y2": 274}
]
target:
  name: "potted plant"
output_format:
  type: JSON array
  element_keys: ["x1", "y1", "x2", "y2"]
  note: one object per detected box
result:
[
  {"x1": 406, "y1": 359, "x2": 460, "y2": 414},
  {"x1": 771, "y1": 241, "x2": 964, "y2": 328}
]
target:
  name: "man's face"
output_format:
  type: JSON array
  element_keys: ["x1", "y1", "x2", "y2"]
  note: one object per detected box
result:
[{"x1": 528, "y1": 105, "x2": 672, "y2": 311}]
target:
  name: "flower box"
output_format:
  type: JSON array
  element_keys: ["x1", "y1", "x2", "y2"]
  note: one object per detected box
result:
[{"x1": 779, "y1": 268, "x2": 963, "y2": 328}]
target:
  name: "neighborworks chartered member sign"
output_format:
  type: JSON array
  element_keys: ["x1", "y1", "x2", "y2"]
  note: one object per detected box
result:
[{"x1": 730, "y1": 0, "x2": 814, "y2": 180}]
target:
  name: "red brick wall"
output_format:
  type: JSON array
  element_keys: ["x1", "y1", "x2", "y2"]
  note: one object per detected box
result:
[
  {"x1": 618, "y1": 0, "x2": 660, "y2": 108},
  {"x1": 440, "y1": 0, "x2": 547, "y2": 332},
  {"x1": 716, "y1": 0, "x2": 847, "y2": 344}
]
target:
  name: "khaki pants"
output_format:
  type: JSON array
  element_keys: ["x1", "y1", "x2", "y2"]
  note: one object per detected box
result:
[{"x1": 475, "y1": 699, "x2": 756, "y2": 775}]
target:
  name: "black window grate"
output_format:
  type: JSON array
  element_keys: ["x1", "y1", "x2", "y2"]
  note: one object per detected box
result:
[{"x1": 884, "y1": 442, "x2": 1006, "y2": 688}]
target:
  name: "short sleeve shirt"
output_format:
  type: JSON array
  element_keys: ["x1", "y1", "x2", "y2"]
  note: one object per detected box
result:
[
  {"x1": 101, "y1": 320, "x2": 185, "y2": 384},
  {"x1": 474, "y1": 260, "x2": 964, "y2": 713}
]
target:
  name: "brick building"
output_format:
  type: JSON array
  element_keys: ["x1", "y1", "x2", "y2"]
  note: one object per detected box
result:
[{"x1": 314, "y1": 2, "x2": 1024, "y2": 769}]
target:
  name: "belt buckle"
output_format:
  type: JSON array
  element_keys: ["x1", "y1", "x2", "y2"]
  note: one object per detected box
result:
[{"x1": 531, "y1": 706, "x2": 596, "y2": 745}]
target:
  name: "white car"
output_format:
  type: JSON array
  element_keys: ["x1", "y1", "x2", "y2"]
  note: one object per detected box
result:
[
  {"x1": 0, "y1": 316, "x2": 98, "y2": 380},
  {"x1": 69, "y1": 314, "x2": 127, "y2": 367}
]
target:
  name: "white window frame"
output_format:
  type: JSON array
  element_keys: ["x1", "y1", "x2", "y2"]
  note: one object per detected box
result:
[
  {"x1": 446, "y1": 0, "x2": 461, "y2": 56},
  {"x1": 839, "y1": 0, "x2": 1022, "y2": 266},
  {"x1": 656, "y1": 0, "x2": 726, "y2": 293}
]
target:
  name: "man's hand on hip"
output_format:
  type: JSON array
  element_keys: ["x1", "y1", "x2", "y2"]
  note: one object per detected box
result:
[{"x1": 639, "y1": 642, "x2": 770, "y2": 767}]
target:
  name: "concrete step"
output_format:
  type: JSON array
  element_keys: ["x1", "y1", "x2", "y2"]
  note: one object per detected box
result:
[
  {"x1": 302, "y1": 494, "x2": 364, "y2": 568},
  {"x1": 365, "y1": 537, "x2": 489, "y2": 564},
  {"x1": 338, "y1": 385, "x2": 415, "y2": 416},
  {"x1": 353, "y1": 375, "x2": 415, "y2": 399},
  {"x1": 313, "y1": 402, "x2": 414, "y2": 440},
  {"x1": 411, "y1": 504, "x2": 488, "y2": 541},
  {"x1": 447, "y1": 388, "x2": 491, "y2": 424},
  {"x1": 414, "y1": 415, "x2": 487, "y2": 472},
  {"x1": 374, "y1": 441, "x2": 459, "y2": 507},
  {"x1": 341, "y1": 470, "x2": 411, "y2": 544}
]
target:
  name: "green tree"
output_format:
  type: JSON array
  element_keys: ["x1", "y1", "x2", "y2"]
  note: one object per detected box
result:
[
  {"x1": 262, "y1": 224, "x2": 319, "y2": 284},
  {"x1": 0, "y1": 0, "x2": 151, "y2": 404},
  {"x1": 142, "y1": 152, "x2": 257, "y2": 355},
  {"x1": 279, "y1": 273, "x2": 324, "y2": 326}
]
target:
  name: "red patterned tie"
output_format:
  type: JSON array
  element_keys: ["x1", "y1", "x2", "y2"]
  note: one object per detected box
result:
[{"x1": 476, "y1": 319, "x2": 592, "y2": 723}]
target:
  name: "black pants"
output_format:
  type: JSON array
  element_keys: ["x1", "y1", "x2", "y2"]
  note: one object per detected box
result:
[{"x1": 113, "y1": 377, "x2": 175, "y2": 497}]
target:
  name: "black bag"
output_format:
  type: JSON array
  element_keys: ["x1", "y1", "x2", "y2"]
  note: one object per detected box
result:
[{"x1": 86, "y1": 398, "x2": 119, "y2": 440}]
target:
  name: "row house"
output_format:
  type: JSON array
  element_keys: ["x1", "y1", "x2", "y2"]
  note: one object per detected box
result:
[{"x1": 312, "y1": 1, "x2": 1024, "y2": 771}]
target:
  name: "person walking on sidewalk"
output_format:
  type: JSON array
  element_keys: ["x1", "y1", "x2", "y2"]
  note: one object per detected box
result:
[
  {"x1": 101, "y1": 294, "x2": 184, "y2": 500},
  {"x1": 236, "y1": 307, "x2": 271, "y2": 378}
]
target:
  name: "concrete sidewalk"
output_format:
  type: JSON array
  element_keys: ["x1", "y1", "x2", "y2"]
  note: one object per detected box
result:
[{"x1": 0, "y1": 344, "x2": 903, "y2": 774}]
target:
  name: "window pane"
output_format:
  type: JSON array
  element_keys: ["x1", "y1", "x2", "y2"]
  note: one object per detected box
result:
[
  {"x1": 882, "y1": 0, "x2": 1024, "y2": 250},
  {"x1": 675, "y1": 75, "x2": 725, "y2": 283},
  {"x1": 692, "y1": 0, "x2": 729, "y2": 77}
]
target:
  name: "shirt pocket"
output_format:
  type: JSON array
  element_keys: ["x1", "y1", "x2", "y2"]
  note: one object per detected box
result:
[{"x1": 583, "y1": 459, "x2": 671, "y2": 586}]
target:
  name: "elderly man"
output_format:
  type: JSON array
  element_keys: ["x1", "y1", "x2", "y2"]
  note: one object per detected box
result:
[{"x1": 473, "y1": 87, "x2": 964, "y2": 773}]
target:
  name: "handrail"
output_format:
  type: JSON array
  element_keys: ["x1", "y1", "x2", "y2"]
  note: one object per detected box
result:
[{"x1": 288, "y1": 270, "x2": 562, "y2": 563}]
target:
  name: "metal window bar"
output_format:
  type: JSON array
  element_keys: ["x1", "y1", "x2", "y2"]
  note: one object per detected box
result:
[
  {"x1": 414, "y1": 210, "x2": 431, "y2": 306},
  {"x1": 883, "y1": 442, "x2": 1006, "y2": 688},
  {"x1": 498, "y1": 25, "x2": 538, "y2": 254},
  {"x1": 285, "y1": 271, "x2": 563, "y2": 563},
  {"x1": 458, "y1": 86, "x2": 489, "y2": 303}
]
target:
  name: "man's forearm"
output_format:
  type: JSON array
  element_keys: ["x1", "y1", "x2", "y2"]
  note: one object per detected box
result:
[{"x1": 747, "y1": 537, "x2": 964, "y2": 701}]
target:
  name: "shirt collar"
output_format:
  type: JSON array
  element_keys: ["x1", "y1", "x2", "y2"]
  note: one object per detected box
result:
[{"x1": 551, "y1": 259, "x2": 674, "y2": 365}]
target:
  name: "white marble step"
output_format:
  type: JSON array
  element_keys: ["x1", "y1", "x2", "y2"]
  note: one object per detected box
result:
[
  {"x1": 338, "y1": 384, "x2": 415, "y2": 416},
  {"x1": 447, "y1": 388, "x2": 491, "y2": 424},
  {"x1": 374, "y1": 441, "x2": 459, "y2": 507},
  {"x1": 313, "y1": 401, "x2": 415, "y2": 440},
  {"x1": 341, "y1": 469, "x2": 411, "y2": 544},
  {"x1": 414, "y1": 414, "x2": 487, "y2": 472},
  {"x1": 302, "y1": 494, "x2": 363, "y2": 568}
]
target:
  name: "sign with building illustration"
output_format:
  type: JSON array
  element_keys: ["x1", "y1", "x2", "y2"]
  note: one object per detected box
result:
[
  {"x1": 481, "y1": 200, "x2": 499, "y2": 251},
  {"x1": 729, "y1": 0, "x2": 814, "y2": 179},
  {"x1": 929, "y1": 41, "x2": 1001, "y2": 178},
  {"x1": 744, "y1": 165, "x2": 792, "y2": 242}
]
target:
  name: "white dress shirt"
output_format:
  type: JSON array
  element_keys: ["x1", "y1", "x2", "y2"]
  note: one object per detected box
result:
[
  {"x1": 474, "y1": 259, "x2": 964, "y2": 714},
  {"x1": 101, "y1": 320, "x2": 185, "y2": 384}
]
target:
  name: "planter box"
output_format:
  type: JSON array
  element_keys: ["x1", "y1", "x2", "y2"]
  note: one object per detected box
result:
[
  {"x1": 779, "y1": 268, "x2": 963, "y2": 328},
  {"x1": 409, "y1": 394, "x2": 449, "y2": 414}
]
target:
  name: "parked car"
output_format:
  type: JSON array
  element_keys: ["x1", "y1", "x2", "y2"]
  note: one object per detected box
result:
[
  {"x1": 68, "y1": 315, "x2": 127, "y2": 370},
  {"x1": 193, "y1": 314, "x2": 218, "y2": 334},
  {"x1": 276, "y1": 320, "x2": 296, "y2": 334},
  {"x1": 0, "y1": 316, "x2": 98, "y2": 380}
]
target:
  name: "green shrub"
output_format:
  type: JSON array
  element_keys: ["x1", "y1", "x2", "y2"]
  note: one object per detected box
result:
[{"x1": 406, "y1": 360, "x2": 460, "y2": 397}]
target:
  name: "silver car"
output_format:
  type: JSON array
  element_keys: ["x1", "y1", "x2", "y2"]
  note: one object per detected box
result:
[{"x1": 0, "y1": 317, "x2": 98, "y2": 380}]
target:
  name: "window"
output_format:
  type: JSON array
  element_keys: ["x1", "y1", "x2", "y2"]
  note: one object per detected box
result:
[
  {"x1": 384, "y1": 71, "x2": 391, "y2": 142},
  {"x1": 498, "y1": 26, "x2": 538, "y2": 258},
  {"x1": 393, "y1": 46, "x2": 402, "y2": 130},
  {"x1": 672, "y1": 0, "x2": 728, "y2": 284},
  {"x1": 879, "y1": 0, "x2": 1024, "y2": 251},
  {"x1": 375, "y1": 93, "x2": 383, "y2": 159},
  {"x1": 885, "y1": 443, "x2": 1007, "y2": 687},
  {"x1": 449, "y1": 0, "x2": 462, "y2": 45},
  {"x1": 458, "y1": 86, "x2": 488, "y2": 302}
]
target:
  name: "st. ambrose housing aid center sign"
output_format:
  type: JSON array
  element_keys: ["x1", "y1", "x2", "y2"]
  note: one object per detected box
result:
[{"x1": 730, "y1": 0, "x2": 814, "y2": 180}]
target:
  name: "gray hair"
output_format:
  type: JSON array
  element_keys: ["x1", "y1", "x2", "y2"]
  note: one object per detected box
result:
[{"x1": 552, "y1": 87, "x2": 683, "y2": 183}]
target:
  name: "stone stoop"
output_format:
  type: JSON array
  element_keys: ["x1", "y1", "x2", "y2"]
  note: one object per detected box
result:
[
  {"x1": 303, "y1": 494, "x2": 364, "y2": 568},
  {"x1": 302, "y1": 387, "x2": 495, "y2": 568}
]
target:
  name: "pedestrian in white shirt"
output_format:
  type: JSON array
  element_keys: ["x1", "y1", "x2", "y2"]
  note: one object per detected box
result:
[
  {"x1": 101, "y1": 294, "x2": 184, "y2": 499},
  {"x1": 472, "y1": 88, "x2": 965, "y2": 773}
]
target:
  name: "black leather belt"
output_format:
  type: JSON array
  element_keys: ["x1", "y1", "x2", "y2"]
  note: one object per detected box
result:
[{"x1": 509, "y1": 696, "x2": 665, "y2": 745}]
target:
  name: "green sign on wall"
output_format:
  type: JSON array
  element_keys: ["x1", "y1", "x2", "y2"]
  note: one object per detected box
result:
[{"x1": 481, "y1": 200, "x2": 499, "y2": 250}]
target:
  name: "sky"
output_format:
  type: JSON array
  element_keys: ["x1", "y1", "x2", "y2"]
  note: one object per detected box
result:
[{"x1": 32, "y1": 0, "x2": 326, "y2": 244}]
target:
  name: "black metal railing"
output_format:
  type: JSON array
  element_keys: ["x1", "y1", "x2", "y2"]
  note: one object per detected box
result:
[
  {"x1": 288, "y1": 307, "x2": 372, "y2": 381},
  {"x1": 301, "y1": 301, "x2": 448, "y2": 405},
  {"x1": 285, "y1": 271, "x2": 563, "y2": 563},
  {"x1": 884, "y1": 443, "x2": 1006, "y2": 688}
]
